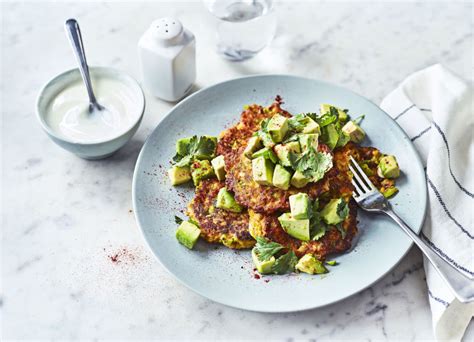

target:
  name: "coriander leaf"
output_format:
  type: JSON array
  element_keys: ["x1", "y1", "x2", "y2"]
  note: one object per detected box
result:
[
  {"x1": 309, "y1": 204, "x2": 327, "y2": 241},
  {"x1": 194, "y1": 136, "x2": 217, "y2": 157},
  {"x1": 272, "y1": 250, "x2": 298, "y2": 275},
  {"x1": 336, "y1": 131, "x2": 350, "y2": 148},
  {"x1": 172, "y1": 152, "x2": 184, "y2": 163},
  {"x1": 288, "y1": 114, "x2": 306, "y2": 131},
  {"x1": 336, "y1": 199, "x2": 349, "y2": 220},
  {"x1": 317, "y1": 112, "x2": 338, "y2": 127},
  {"x1": 289, "y1": 150, "x2": 333, "y2": 182},
  {"x1": 320, "y1": 124, "x2": 340, "y2": 150},
  {"x1": 335, "y1": 222, "x2": 347, "y2": 238},
  {"x1": 174, "y1": 216, "x2": 184, "y2": 224},
  {"x1": 175, "y1": 154, "x2": 193, "y2": 167},
  {"x1": 256, "y1": 148, "x2": 279, "y2": 163},
  {"x1": 185, "y1": 135, "x2": 199, "y2": 155},
  {"x1": 254, "y1": 237, "x2": 284, "y2": 262},
  {"x1": 329, "y1": 106, "x2": 340, "y2": 118},
  {"x1": 282, "y1": 134, "x2": 300, "y2": 144},
  {"x1": 311, "y1": 225, "x2": 326, "y2": 241},
  {"x1": 353, "y1": 115, "x2": 365, "y2": 125},
  {"x1": 310, "y1": 152, "x2": 333, "y2": 182}
]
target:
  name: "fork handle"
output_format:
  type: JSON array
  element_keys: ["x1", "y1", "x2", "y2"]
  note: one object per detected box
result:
[{"x1": 384, "y1": 208, "x2": 473, "y2": 303}]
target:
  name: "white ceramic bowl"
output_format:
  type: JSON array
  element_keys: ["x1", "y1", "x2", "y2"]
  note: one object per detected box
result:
[{"x1": 36, "y1": 67, "x2": 145, "y2": 160}]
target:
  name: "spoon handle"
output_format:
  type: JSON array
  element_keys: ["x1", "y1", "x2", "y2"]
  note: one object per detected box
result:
[{"x1": 64, "y1": 19, "x2": 98, "y2": 106}]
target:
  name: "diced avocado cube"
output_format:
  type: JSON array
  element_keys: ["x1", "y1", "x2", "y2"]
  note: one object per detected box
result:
[
  {"x1": 260, "y1": 132, "x2": 276, "y2": 148},
  {"x1": 301, "y1": 117, "x2": 321, "y2": 134},
  {"x1": 243, "y1": 136, "x2": 263, "y2": 159},
  {"x1": 251, "y1": 147, "x2": 278, "y2": 164},
  {"x1": 338, "y1": 111, "x2": 349, "y2": 123},
  {"x1": 176, "y1": 221, "x2": 201, "y2": 249},
  {"x1": 278, "y1": 213, "x2": 310, "y2": 241},
  {"x1": 291, "y1": 170, "x2": 310, "y2": 188},
  {"x1": 342, "y1": 121, "x2": 365, "y2": 144},
  {"x1": 295, "y1": 254, "x2": 328, "y2": 274},
  {"x1": 320, "y1": 103, "x2": 347, "y2": 121},
  {"x1": 320, "y1": 198, "x2": 346, "y2": 225},
  {"x1": 298, "y1": 134, "x2": 319, "y2": 152},
  {"x1": 191, "y1": 160, "x2": 215, "y2": 185},
  {"x1": 377, "y1": 155, "x2": 400, "y2": 178},
  {"x1": 273, "y1": 164, "x2": 292, "y2": 190},
  {"x1": 252, "y1": 156, "x2": 274, "y2": 186},
  {"x1": 289, "y1": 193, "x2": 311, "y2": 219},
  {"x1": 252, "y1": 248, "x2": 276, "y2": 274},
  {"x1": 194, "y1": 136, "x2": 218, "y2": 160},
  {"x1": 322, "y1": 123, "x2": 339, "y2": 150},
  {"x1": 216, "y1": 188, "x2": 243, "y2": 213},
  {"x1": 168, "y1": 165, "x2": 191, "y2": 185},
  {"x1": 176, "y1": 137, "x2": 191, "y2": 156},
  {"x1": 211, "y1": 155, "x2": 226, "y2": 181},
  {"x1": 381, "y1": 186, "x2": 399, "y2": 198},
  {"x1": 274, "y1": 141, "x2": 301, "y2": 167},
  {"x1": 267, "y1": 114, "x2": 289, "y2": 143}
]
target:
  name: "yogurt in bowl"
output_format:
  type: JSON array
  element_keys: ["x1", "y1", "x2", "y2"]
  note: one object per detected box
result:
[{"x1": 36, "y1": 67, "x2": 145, "y2": 159}]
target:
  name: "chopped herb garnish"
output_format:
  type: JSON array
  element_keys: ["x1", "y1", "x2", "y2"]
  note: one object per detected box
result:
[
  {"x1": 172, "y1": 135, "x2": 217, "y2": 167},
  {"x1": 272, "y1": 250, "x2": 298, "y2": 275},
  {"x1": 254, "y1": 237, "x2": 284, "y2": 262},
  {"x1": 289, "y1": 149, "x2": 333, "y2": 182},
  {"x1": 174, "y1": 216, "x2": 184, "y2": 224},
  {"x1": 326, "y1": 260, "x2": 337, "y2": 266},
  {"x1": 353, "y1": 115, "x2": 365, "y2": 125},
  {"x1": 335, "y1": 222, "x2": 347, "y2": 238},
  {"x1": 336, "y1": 199, "x2": 349, "y2": 220}
]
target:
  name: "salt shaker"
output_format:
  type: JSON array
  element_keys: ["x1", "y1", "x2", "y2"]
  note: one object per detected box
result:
[{"x1": 138, "y1": 18, "x2": 196, "y2": 102}]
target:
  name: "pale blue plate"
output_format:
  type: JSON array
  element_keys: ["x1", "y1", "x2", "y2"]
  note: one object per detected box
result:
[{"x1": 132, "y1": 75, "x2": 427, "y2": 312}]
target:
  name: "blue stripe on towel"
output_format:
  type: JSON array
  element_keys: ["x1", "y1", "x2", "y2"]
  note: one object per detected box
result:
[
  {"x1": 432, "y1": 122, "x2": 474, "y2": 198},
  {"x1": 427, "y1": 178, "x2": 473, "y2": 239},
  {"x1": 428, "y1": 290, "x2": 449, "y2": 307},
  {"x1": 394, "y1": 104, "x2": 415, "y2": 120},
  {"x1": 411, "y1": 126, "x2": 432, "y2": 141},
  {"x1": 421, "y1": 232, "x2": 474, "y2": 276}
]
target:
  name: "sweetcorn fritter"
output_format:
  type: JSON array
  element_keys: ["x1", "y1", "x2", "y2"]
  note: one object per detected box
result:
[{"x1": 186, "y1": 178, "x2": 255, "y2": 249}]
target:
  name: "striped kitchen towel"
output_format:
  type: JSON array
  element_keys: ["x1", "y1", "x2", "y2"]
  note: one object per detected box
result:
[{"x1": 381, "y1": 64, "x2": 473, "y2": 341}]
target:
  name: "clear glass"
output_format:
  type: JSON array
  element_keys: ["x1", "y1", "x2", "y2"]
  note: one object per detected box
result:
[{"x1": 204, "y1": 0, "x2": 277, "y2": 61}]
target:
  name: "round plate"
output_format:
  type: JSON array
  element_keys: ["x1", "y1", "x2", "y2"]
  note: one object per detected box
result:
[{"x1": 132, "y1": 75, "x2": 427, "y2": 312}]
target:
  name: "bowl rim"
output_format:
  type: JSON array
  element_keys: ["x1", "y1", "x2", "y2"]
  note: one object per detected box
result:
[{"x1": 35, "y1": 66, "x2": 146, "y2": 145}]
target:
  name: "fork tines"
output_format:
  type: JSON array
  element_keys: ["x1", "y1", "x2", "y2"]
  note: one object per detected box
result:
[{"x1": 349, "y1": 156, "x2": 377, "y2": 198}]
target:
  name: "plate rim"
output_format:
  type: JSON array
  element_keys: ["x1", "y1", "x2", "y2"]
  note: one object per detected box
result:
[{"x1": 132, "y1": 74, "x2": 428, "y2": 313}]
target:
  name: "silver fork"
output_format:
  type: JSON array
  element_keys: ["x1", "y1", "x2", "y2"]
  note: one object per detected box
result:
[{"x1": 348, "y1": 156, "x2": 473, "y2": 303}]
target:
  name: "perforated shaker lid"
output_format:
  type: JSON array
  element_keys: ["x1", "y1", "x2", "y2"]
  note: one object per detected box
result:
[{"x1": 150, "y1": 17, "x2": 184, "y2": 44}]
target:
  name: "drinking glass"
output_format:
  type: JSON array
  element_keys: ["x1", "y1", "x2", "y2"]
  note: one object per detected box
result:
[{"x1": 204, "y1": 0, "x2": 277, "y2": 61}]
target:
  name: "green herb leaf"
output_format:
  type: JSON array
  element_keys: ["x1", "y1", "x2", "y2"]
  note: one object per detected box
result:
[
  {"x1": 336, "y1": 131, "x2": 350, "y2": 148},
  {"x1": 288, "y1": 114, "x2": 306, "y2": 131},
  {"x1": 317, "y1": 112, "x2": 338, "y2": 127},
  {"x1": 311, "y1": 224, "x2": 326, "y2": 241},
  {"x1": 175, "y1": 154, "x2": 193, "y2": 167},
  {"x1": 353, "y1": 115, "x2": 365, "y2": 125},
  {"x1": 326, "y1": 260, "x2": 337, "y2": 266},
  {"x1": 309, "y1": 201, "x2": 327, "y2": 241},
  {"x1": 174, "y1": 216, "x2": 184, "y2": 224},
  {"x1": 335, "y1": 222, "x2": 347, "y2": 238},
  {"x1": 254, "y1": 237, "x2": 284, "y2": 262},
  {"x1": 272, "y1": 250, "x2": 298, "y2": 274},
  {"x1": 336, "y1": 199, "x2": 349, "y2": 220},
  {"x1": 289, "y1": 149, "x2": 333, "y2": 182}
]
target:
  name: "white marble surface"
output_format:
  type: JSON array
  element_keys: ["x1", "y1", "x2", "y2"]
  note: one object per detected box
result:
[{"x1": 1, "y1": 1, "x2": 473, "y2": 340}]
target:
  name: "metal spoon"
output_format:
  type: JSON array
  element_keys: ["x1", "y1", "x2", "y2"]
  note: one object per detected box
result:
[{"x1": 64, "y1": 18, "x2": 105, "y2": 113}]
